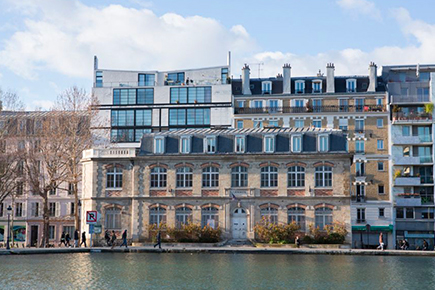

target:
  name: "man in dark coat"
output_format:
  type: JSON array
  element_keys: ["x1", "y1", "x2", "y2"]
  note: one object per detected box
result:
[
  {"x1": 80, "y1": 232, "x2": 87, "y2": 247},
  {"x1": 110, "y1": 231, "x2": 117, "y2": 249},
  {"x1": 74, "y1": 230, "x2": 80, "y2": 248},
  {"x1": 119, "y1": 230, "x2": 128, "y2": 248},
  {"x1": 153, "y1": 231, "x2": 162, "y2": 249}
]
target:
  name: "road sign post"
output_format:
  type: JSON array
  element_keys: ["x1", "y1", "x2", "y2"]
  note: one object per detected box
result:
[{"x1": 86, "y1": 211, "x2": 98, "y2": 248}]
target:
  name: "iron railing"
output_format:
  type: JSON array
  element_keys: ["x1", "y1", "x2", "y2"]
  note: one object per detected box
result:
[{"x1": 234, "y1": 105, "x2": 386, "y2": 114}]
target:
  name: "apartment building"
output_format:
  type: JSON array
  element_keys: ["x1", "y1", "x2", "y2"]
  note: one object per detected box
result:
[
  {"x1": 383, "y1": 65, "x2": 435, "y2": 249},
  {"x1": 0, "y1": 111, "x2": 79, "y2": 247},
  {"x1": 80, "y1": 128, "x2": 352, "y2": 242},
  {"x1": 232, "y1": 63, "x2": 393, "y2": 248},
  {"x1": 91, "y1": 56, "x2": 233, "y2": 147}
]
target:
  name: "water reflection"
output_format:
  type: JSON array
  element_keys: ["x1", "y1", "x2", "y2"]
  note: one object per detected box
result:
[{"x1": 1, "y1": 253, "x2": 434, "y2": 289}]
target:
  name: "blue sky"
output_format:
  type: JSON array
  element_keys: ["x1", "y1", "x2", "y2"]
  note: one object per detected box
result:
[{"x1": 1, "y1": 0, "x2": 435, "y2": 109}]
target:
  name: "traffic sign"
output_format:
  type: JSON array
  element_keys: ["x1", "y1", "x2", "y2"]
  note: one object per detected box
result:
[
  {"x1": 86, "y1": 211, "x2": 98, "y2": 224},
  {"x1": 94, "y1": 225, "x2": 102, "y2": 234}
]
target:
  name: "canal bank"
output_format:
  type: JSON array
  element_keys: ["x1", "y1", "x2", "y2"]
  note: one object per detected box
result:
[{"x1": 2, "y1": 245, "x2": 435, "y2": 257}]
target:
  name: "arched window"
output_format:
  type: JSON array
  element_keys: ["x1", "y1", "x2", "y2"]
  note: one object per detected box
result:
[
  {"x1": 288, "y1": 207, "x2": 306, "y2": 231},
  {"x1": 105, "y1": 207, "x2": 121, "y2": 229},
  {"x1": 288, "y1": 166, "x2": 305, "y2": 187},
  {"x1": 260, "y1": 206, "x2": 278, "y2": 224},
  {"x1": 231, "y1": 166, "x2": 248, "y2": 188},
  {"x1": 175, "y1": 207, "x2": 192, "y2": 229},
  {"x1": 150, "y1": 167, "x2": 167, "y2": 188},
  {"x1": 176, "y1": 167, "x2": 193, "y2": 188},
  {"x1": 201, "y1": 206, "x2": 219, "y2": 229},
  {"x1": 202, "y1": 167, "x2": 219, "y2": 188},
  {"x1": 149, "y1": 207, "x2": 167, "y2": 227},
  {"x1": 315, "y1": 207, "x2": 333, "y2": 230},
  {"x1": 315, "y1": 165, "x2": 332, "y2": 187},
  {"x1": 261, "y1": 166, "x2": 278, "y2": 187},
  {"x1": 106, "y1": 166, "x2": 123, "y2": 189}
]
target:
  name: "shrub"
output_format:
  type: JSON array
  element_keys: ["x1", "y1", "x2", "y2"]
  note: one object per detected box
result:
[
  {"x1": 254, "y1": 217, "x2": 300, "y2": 244},
  {"x1": 149, "y1": 223, "x2": 222, "y2": 243}
]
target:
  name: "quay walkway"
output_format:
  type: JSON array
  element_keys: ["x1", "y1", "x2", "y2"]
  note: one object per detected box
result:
[{"x1": 1, "y1": 245, "x2": 435, "y2": 256}]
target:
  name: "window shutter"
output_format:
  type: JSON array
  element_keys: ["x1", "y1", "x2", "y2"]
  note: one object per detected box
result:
[
  {"x1": 23, "y1": 203, "x2": 27, "y2": 217},
  {"x1": 56, "y1": 202, "x2": 60, "y2": 217},
  {"x1": 66, "y1": 202, "x2": 71, "y2": 216},
  {"x1": 278, "y1": 100, "x2": 283, "y2": 108},
  {"x1": 31, "y1": 203, "x2": 35, "y2": 217}
]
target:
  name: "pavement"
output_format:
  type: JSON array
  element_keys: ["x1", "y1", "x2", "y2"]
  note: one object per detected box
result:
[{"x1": 1, "y1": 245, "x2": 435, "y2": 256}]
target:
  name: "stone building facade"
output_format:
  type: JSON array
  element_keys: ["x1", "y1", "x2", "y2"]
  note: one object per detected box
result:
[{"x1": 80, "y1": 128, "x2": 352, "y2": 243}]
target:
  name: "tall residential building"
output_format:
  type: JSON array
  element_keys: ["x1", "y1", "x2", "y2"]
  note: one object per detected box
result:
[
  {"x1": 383, "y1": 65, "x2": 435, "y2": 249},
  {"x1": 91, "y1": 57, "x2": 233, "y2": 147},
  {"x1": 232, "y1": 63, "x2": 393, "y2": 248},
  {"x1": 80, "y1": 128, "x2": 352, "y2": 242},
  {"x1": 0, "y1": 111, "x2": 79, "y2": 247}
]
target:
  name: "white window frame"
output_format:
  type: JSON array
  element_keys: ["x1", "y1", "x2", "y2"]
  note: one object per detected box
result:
[
  {"x1": 204, "y1": 136, "x2": 217, "y2": 153},
  {"x1": 295, "y1": 80, "x2": 305, "y2": 94},
  {"x1": 154, "y1": 137, "x2": 165, "y2": 154},
  {"x1": 346, "y1": 79, "x2": 357, "y2": 93},
  {"x1": 377, "y1": 162, "x2": 384, "y2": 171},
  {"x1": 377, "y1": 118, "x2": 383, "y2": 128},
  {"x1": 237, "y1": 100, "x2": 245, "y2": 108},
  {"x1": 318, "y1": 134, "x2": 329, "y2": 152},
  {"x1": 262, "y1": 81, "x2": 272, "y2": 94},
  {"x1": 312, "y1": 80, "x2": 322, "y2": 93},
  {"x1": 235, "y1": 135, "x2": 246, "y2": 153},
  {"x1": 338, "y1": 118, "x2": 348, "y2": 131},
  {"x1": 377, "y1": 139, "x2": 384, "y2": 150},
  {"x1": 268, "y1": 120, "x2": 279, "y2": 127},
  {"x1": 180, "y1": 136, "x2": 191, "y2": 154},
  {"x1": 264, "y1": 135, "x2": 275, "y2": 153},
  {"x1": 312, "y1": 120, "x2": 322, "y2": 128},
  {"x1": 292, "y1": 135, "x2": 302, "y2": 153},
  {"x1": 295, "y1": 120, "x2": 304, "y2": 128},
  {"x1": 236, "y1": 120, "x2": 244, "y2": 129}
]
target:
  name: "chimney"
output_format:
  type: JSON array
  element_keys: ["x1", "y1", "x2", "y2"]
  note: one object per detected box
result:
[
  {"x1": 368, "y1": 62, "x2": 377, "y2": 92},
  {"x1": 242, "y1": 64, "x2": 252, "y2": 95},
  {"x1": 326, "y1": 63, "x2": 335, "y2": 93},
  {"x1": 227, "y1": 51, "x2": 231, "y2": 68},
  {"x1": 282, "y1": 64, "x2": 291, "y2": 94},
  {"x1": 94, "y1": 55, "x2": 99, "y2": 70}
]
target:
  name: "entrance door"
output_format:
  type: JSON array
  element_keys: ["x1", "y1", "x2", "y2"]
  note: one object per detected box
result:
[
  {"x1": 31, "y1": 226, "x2": 38, "y2": 247},
  {"x1": 232, "y1": 208, "x2": 247, "y2": 239}
]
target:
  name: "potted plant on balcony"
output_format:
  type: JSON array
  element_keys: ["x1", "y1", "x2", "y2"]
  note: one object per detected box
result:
[
  {"x1": 393, "y1": 170, "x2": 402, "y2": 180},
  {"x1": 306, "y1": 100, "x2": 313, "y2": 112},
  {"x1": 424, "y1": 103, "x2": 434, "y2": 119}
]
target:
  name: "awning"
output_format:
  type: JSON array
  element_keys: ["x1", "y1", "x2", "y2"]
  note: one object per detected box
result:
[{"x1": 352, "y1": 225, "x2": 393, "y2": 232}]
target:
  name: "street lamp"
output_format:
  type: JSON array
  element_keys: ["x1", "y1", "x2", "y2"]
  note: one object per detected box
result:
[{"x1": 6, "y1": 205, "x2": 12, "y2": 250}]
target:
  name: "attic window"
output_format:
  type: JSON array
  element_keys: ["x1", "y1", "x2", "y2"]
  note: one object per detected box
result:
[
  {"x1": 312, "y1": 80, "x2": 322, "y2": 93},
  {"x1": 346, "y1": 79, "x2": 356, "y2": 93},
  {"x1": 295, "y1": 81, "x2": 305, "y2": 94},
  {"x1": 262, "y1": 81, "x2": 272, "y2": 94}
]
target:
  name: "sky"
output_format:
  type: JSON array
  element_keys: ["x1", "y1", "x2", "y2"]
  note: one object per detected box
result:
[{"x1": 1, "y1": 0, "x2": 435, "y2": 110}]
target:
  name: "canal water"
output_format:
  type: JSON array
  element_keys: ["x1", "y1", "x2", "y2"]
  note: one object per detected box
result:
[{"x1": 1, "y1": 253, "x2": 434, "y2": 289}]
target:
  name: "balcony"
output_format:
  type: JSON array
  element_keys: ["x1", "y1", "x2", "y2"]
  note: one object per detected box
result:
[
  {"x1": 391, "y1": 95, "x2": 430, "y2": 104},
  {"x1": 392, "y1": 135, "x2": 432, "y2": 145},
  {"x1": 395, "y1": 176, "x2": 421, "y2": 186},
  {"x1": 82, "y1": 148, "x2": 137, "y2": 159},
  {"x1": 94, "y1": 81, "x2": 157, "y2": 88},
  {"x1": 392, "y1": 112, "x2": 432, "y2": 123},
  {"x1": 394, "y1": 156, "x2": 425, "y2": 165},
  {"x1": 396, "y1": 194, "x2": 421, "y2": 206},
  {"x1": 234, "y1": 105, "x2": 386, "y2": 115}
]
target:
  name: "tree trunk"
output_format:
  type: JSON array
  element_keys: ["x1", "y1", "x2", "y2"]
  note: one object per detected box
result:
[
  {"x1": 40, "y1": 194, "x2": 49, "y2": 248},
  {"x1": 74, "y1": 182, "x2": 80, "y2": 231},
  {"x1": 11, "y1": 195, "x2": 15, "y2": 248}
]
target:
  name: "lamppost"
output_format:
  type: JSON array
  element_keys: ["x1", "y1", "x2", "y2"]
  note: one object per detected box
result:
[{"x1": 6, "y1": 205, "x2": 12, "y2": 250}]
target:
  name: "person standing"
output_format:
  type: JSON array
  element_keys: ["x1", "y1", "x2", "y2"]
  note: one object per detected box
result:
[
  {"x1": 65, "y1": 233, "x2": 71, "y2": 247},
  {"x1": 60, "y1": 232, "x2": 66, "y2": 247},
  {"x1": 423, "y1": 239, "x2": 428, "y2": 251},
  {"x1": 110, "y1": 231, "x2": 117, "y2": 249},
  {"x1": 153, "y1": 231, "x2": 162, "y2": 249},
  {"x1": 80, "y1": 232, "x2": 87, "y2": 247},
  {"x1": 105, "y1": 230, "x2": 110, "y2": 247},
  {"x1": 377, "y1": 233, "x2": 384, "y2": 251},
  {"x1": 295, "y1": 236, "x2": 300, "y2": 248},
  {"x1": 119, "y1": 230, "x2": 128, "y2": 248},
  {"x1": 74, "y1": 230, "x2": 80, "y2": 248}
]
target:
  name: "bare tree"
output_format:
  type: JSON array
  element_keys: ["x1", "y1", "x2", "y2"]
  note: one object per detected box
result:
[
  {"x1": 53, "y1": 86, "x2": 98, "y2": 231},
  {"x1": 24, "y1": 113, "x2": 69, "y2": 247}
]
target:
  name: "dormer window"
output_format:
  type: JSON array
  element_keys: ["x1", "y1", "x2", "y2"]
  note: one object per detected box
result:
[
  {"x1": 180, "y1": 136, "x2": 191, "y2": 153},
  {"x1": 312, "y1": 80, "x2": 322, "y2": 93},
  {"x1": 346, "y1": 79, "x2": 356, "y2": 93},
  {"x1": 235, "y1": 136, "x2": 245, "y2": 153},
  {"x1": 295, "y1": 81, "x2": 305, "y2": 94},
  {"x1": 318, "y1": 134, "x2": 329, "y2": 152},
  {"x1": 292, "y1": 135, "x2": 302, "y2": 152},
  {"x1": 154, "y1": 137, "x2": 165, "y2": 154},
  {"x1": 205, "y1": 136, "x2": 217, "y2": 153},
  {"x1": 262, "y1": 81, "x2": 272, "y2": 94},
  {"x1": 264, "y1": 135, "x2": 275, "y2": 153}
]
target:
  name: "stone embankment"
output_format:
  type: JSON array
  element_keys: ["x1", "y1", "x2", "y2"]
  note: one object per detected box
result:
[{"x1": 1, "y1": 245, "x2": 435, "y2": 256}]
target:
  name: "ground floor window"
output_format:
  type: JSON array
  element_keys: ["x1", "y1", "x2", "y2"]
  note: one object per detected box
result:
[
  {"x1": 261, "y1": 206, "x2": 278, "y2": 224},
  {"x1": 201, "y1": 207, "x2": 219, "y2": 229},
  {"x1": 315, "y1": 207, "x2": 333, "y2": 230},
  {"x1": 288, "y1": 207, "x2": 306, "y2": 231},
  {"x1": 63, "y1": 226, "x2": 75, "y2": 238},
  {"x1": 175, "y1": 207, "x2": 193, "y2": 228},
  {"x1": 105, "y1": 207, "x2": 121, "y2": 230},
  {"x1": 49, "y1": 225, "x2": 55, "y2": 240},
  {"x1": 149, "y1": 207, "x2": 167, "y2": 228}
]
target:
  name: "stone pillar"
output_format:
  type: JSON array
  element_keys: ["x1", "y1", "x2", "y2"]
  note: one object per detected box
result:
[
  {"x1": 305, "y1": 163, "x2": 315, "y2": 197},
  {"x1": 278, "y1": 164, "x2": 287, "y2": 196},
  {"x1": 167, "y1": 166, "x2": 176, "y2": 197},
  {"x1": 167, "y1": 206, "x2": 176, "y2": 228},
  {"x1": 193, "y1": 206, "x2": 202, "y2": 225},
  {"x1": 278, "y1": 206, "x2": 287, "y2": 225},
  {"x1": 305, "y1": 206, "x2": 315, "y2": 234},
  {"x1": 192, "y1": 165, "x2": 202, "y2": 197}
]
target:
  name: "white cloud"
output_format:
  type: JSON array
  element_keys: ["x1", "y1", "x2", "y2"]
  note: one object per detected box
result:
[
  {"x1": 30, "y1": 100, "x2": 54, "y2": 111},
  {"x1": 336, "y1": 0, "x2": 382, "y2": 21},
  {"x1": 0, "y1": 1, "x2": 255, "y2": 80}
]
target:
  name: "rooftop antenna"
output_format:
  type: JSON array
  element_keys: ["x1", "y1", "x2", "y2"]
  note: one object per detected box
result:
[{"x1": 251, "y1": 62, "x2": 264, "y2": 78}]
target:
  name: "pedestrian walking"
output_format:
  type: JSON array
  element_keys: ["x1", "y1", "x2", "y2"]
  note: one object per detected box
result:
[
  {"x1": 74, "y1": 230, "x2": 80, "y2": 248},
  {"x1": 65, "y1": 233, "x2": 71, "y2": 247},
  {"x1": 153, "y1": 231, "x2": 162, "y2": 249},
  {"x1": 105, "y1": 230, "x2": 111, "y2": 247},
  {"x1": 119, "y1": 230, "x2": 128, "y2": 248},
  {"x1": 295, "y1": 236, "x2": 300, "y2": 248},
  {"x1": 60, "y1": 232, "x2": 66, "y2": 247},
  {"x1": 80, "y1": 232, "x2": 87, "y2": 247},
  {"x1": 377, "y1": 233, "x2": 384, "y2": 251},
  {"x1": 110, "y1": 231, "x2": 117, "y2": 249}
]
